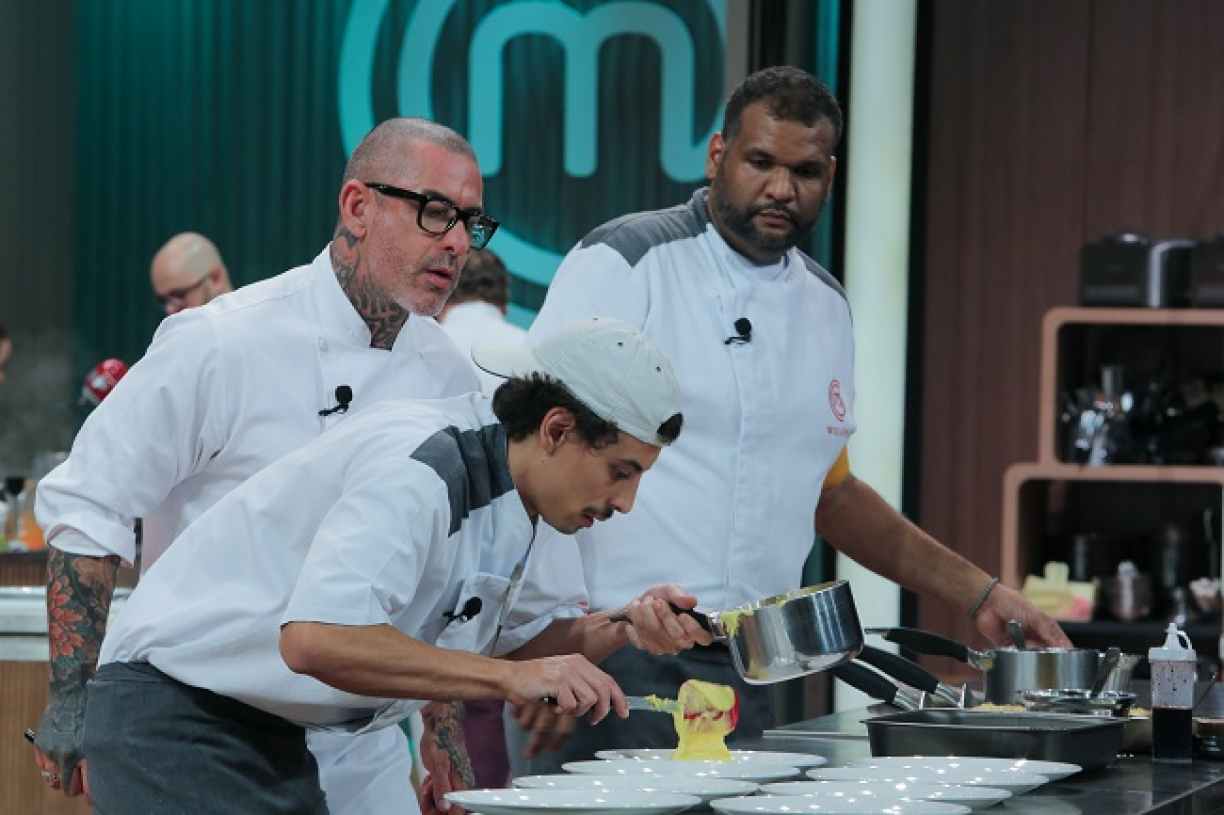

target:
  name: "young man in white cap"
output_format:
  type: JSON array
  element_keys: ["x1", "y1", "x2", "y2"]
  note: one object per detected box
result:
[{"x1": 80, "y1": 317, "x2": 706, "y2": 815}]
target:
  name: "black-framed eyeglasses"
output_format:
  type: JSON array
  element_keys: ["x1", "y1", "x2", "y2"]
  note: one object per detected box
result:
[
  {"x1": 154, "y1": 272, "x2": 211, "y2": 307},
  {"x1": 365, "y1": 182, "x2": 499, "y2": 250}
]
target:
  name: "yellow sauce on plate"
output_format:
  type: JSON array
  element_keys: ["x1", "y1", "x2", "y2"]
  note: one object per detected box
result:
[{"x1": 672, "y1": 679, "x2": 740, "y2": 761}]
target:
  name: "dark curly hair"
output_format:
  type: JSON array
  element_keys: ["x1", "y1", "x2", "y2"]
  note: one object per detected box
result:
[
  {"x1": 492, "y1": 372, "x2": 683, "y2": 448},
  {"x1": 722, "y1": 66, "x2": 844, "y2": 147}
]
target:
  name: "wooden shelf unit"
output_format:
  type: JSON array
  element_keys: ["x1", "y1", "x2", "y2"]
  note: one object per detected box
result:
[{"x1": 1004, "y1": 308, "x2": 1224, "y2": 648}]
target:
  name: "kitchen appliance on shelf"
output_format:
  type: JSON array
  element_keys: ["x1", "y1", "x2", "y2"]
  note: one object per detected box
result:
[
  {"x1": 1079, "y1": 232, "x2": 1195, "y2": 308},
  {"x1": 1189, "y1": 234, "x2": 1224, "y2": 307}
]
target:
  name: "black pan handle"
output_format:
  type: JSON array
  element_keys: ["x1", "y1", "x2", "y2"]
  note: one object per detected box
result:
[
  {"x1": 856, "y1": 645, "x2": 941, "y2": 694},
  {"x1": 830, "y1": 662, "x2": 917, "y2": 711},
  {"x1": 865, "y1": 626, "x2": 971, "y2": 663},
  {"x1": 609, "y1": 603, "x2": 713, "y2": 634}
]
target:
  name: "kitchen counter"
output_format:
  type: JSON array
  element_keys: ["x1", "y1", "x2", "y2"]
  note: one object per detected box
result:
[{"x1": 731, "y1": 697, "x2": 1224, "y2": 814}]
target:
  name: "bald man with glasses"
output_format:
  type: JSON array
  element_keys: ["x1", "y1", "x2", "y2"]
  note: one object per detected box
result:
[{"x1": 150, "y1": 232, "x2": 234, "y2": 315}]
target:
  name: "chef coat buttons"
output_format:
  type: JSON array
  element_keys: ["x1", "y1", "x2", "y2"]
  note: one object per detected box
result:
[{"x1": 317, "y1": 337, "x2": 328, "y2": 352}]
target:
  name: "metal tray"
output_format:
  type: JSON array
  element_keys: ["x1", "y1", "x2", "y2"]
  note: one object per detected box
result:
[{"x1": 863, "y1": 709, "x2": 1125, "y2": 770}]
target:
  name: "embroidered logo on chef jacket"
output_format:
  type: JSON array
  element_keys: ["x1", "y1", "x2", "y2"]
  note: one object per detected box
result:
[
  {"x1": 829, "y1": 380, "x2": 847, "y2": 421},
  {"x1": 827, "y1": 379, "x2": 852, "y2": 437}
]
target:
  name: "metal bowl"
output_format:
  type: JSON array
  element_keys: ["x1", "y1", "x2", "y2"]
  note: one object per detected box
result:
[{"x1": 1020, "y1": 688, "x2": 1136, "y2": 717}]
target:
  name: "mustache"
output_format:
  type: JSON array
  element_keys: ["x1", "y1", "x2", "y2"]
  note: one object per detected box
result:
[
  {"x1": 423, "y1": 255, "x2": 460, "y2": 273},
  {"x1": 750, "y1": 203, "x2": 798, "y2": 224}
]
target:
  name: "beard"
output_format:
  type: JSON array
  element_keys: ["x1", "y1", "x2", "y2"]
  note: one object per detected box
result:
[{"x1": 709, "y1": 172, "x2": 821, "y2": 257}]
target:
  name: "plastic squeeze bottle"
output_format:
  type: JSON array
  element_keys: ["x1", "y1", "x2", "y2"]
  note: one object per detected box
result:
[{"x1": 1149, "y1": 622, "x2": 1197, "y2": 763}]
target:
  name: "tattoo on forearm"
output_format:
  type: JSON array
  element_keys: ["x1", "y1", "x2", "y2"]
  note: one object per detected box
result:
[
  {"x1": 422, "y1": 701, "x2": 475, "y2": 786},
  {"x1": 46, "y1": 549, "x2": 119, "y2": 692}
]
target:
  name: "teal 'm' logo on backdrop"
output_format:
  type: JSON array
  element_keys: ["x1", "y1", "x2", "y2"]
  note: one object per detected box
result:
[{"x1": 338, "y1": 0, "x2": 724, "y2": 292}]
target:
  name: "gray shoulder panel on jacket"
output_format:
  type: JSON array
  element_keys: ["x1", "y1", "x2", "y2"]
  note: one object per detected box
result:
[
  {"x1": 797, "y1": 251, "x2": 849, "y2": 305},
  {"x1": 411, "y1": 424, "x2": 514, "y2": 536},
  {"x1": 578, "y1": 197, "x2": 706, "y2": 268}
]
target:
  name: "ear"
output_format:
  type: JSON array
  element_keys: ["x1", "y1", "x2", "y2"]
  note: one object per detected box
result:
[
  {"x1": 705, "y1": 132, "x2": 726, "y2": 181},
  {"x1": 539, "y1": 407, "x2": 576, "y2": 454},
  {"x1": 337, "y1": 180, "x2": 371, "y2": 238}
]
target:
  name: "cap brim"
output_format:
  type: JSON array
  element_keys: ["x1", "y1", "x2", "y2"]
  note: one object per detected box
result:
[{"x1": 470, "y1": 342, "x2": 540, "y2": 380}]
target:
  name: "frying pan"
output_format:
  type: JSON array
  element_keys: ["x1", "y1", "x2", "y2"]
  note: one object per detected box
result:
[{"x1": 614, "y1": 581, "x2": 863, "y2": 684}]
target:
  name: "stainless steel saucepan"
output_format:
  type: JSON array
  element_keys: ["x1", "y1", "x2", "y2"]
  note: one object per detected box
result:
[
  {"x1": 867, "y1": 625, "x2": 1103, "y2": 705},
  {"x1": 616, "y1": 581, "x2": 864, "y2": 684}
]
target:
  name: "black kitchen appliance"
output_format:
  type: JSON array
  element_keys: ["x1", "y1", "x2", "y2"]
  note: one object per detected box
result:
[
  {"x1": 1079, "y1": 232, "x2": 1195, "y2": 308},
  {"x1": 1189, "y1": 234, "x2": 1224, "y2": 307}
]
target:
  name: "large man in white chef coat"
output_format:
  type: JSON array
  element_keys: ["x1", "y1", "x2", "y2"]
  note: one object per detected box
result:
[
  {"x1": 31, "y1": 117, "x2": 505, "y2": 813},
  {"x1": 81, "y1": 317, "x2": 706, "y2": 815}
]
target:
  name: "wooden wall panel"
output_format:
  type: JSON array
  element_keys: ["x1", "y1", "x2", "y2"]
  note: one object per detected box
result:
[{"x1": 915, "y1": 0, "x2": 1224, "y2": 649}]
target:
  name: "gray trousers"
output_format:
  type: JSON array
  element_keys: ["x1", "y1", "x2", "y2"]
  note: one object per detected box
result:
[
  {"x1": 505, "y1": 644, "x2": 774, "y2": 776},
  {"x1": 84, "y1": 662, "x2": 329, "y2": 815}
]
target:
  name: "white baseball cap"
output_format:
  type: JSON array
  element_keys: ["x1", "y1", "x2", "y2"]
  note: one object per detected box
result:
[{"x1": 471, "y1": 317, "x2": 682, "y2": 447}]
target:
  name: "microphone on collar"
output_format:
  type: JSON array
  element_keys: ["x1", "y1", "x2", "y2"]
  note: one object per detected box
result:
[
  {"x1": 443, "y1": 597, "x2": 484, "y2": 623},
  {"x1": 724, "y1": 317, "x2": 752, "y2": 345},
  {"x1": 318, "y1": 385, "x2": 353, "y2": 417}
]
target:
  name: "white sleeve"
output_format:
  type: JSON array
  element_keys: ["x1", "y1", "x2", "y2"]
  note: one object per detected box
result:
[
  {"x1": 34, "y1": 312, "x2": 229, "y2": 563},
  {"x1": 526, "y1": 242, "x2": 650, "y2": 341},
  {"x1": 283, "y1": 454, "x2": 442, "y2": 628}
]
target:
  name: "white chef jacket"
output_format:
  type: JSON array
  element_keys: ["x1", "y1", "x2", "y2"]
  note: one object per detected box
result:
[
  {"x1": 439, "y1": 302, "x2": 528, "y2": 394},
  {"x1": 100, "y1": 396, "x2": 573, "y2": 729},
  {"x1": 37, "y1": 245, "x2": 480, "y2": 568},
  {"x1": 525, "y1": 188, "x2": 857, "y2": 612},
  {"x1": 36, "y1": 246, "x2": 481, "y2": 815}
]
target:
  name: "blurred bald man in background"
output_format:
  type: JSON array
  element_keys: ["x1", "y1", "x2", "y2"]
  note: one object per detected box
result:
[{"x1": 150, "y1": 232, "x2": 234, "y2": 315}]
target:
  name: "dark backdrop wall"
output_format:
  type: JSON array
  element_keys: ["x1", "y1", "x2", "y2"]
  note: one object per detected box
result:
[{"x1": 915, "y1": 0, "x2": 1224, "y2": 647}]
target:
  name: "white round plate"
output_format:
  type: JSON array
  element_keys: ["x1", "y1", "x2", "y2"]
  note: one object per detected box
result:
[
  {"x1": 805, "y1": 766, "x2": 1046, "y2": 795},
  {"x1": 444, "y1": 789, "x2": 700, "y2": 815},
  {"x1": 513, "y1": 774, "x2": 759, "y2": 802},
  {"x1": 760, "y1": 781, "x2": 1012, "y2": 811},
  {"x1": 593, "y1": 748, "x2": 828, "y2": 769},
  {"x1": 846, "y1": 756, "x2": 1080, "y2": 781},
  {"x1": 710, "y1": 795, "x2": 970, "y2": 815},
  {"x1": 564, "y1": 759, "x2": 801, "y2": 783}
]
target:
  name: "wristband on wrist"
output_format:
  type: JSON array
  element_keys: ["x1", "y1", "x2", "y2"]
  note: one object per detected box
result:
[{"x1": 967, "y1": 576, "x2": 1000, "y2": 620}]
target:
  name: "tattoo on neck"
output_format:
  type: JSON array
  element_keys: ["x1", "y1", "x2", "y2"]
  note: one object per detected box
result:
[{"x1": 330, "y1": 240, "x2": 408, "y2": 350}]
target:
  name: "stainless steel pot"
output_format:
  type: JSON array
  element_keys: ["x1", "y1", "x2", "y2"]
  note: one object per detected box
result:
[
  {"x1": 867, "y1": 626, "x2": 1102, "y2": 705},
  {"x1": 624, "y1": 581, "x2": 863, "y2": 684}
]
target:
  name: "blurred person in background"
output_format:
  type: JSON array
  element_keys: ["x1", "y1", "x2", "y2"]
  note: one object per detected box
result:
[
  {"x1": 438, "y1": 248, "x2": 527, "y2": 396},
  {"x1": 150, "y1": 231, "x2": 234, "y2": 315},
  {"x1": 31, "y1": 117, "x2": 497, "y2": 815},
  {"x1": 0, "y1": 325, "x2": 11, "y2": 385}
]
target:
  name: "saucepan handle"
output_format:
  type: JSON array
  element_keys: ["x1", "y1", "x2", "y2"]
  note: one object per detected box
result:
[
  {"x1": 865, "y1": 626, "x2": 972, "y2": 663},
  {"x1": 830, "y1": 661, "x2": 918, "y2": 711},
  {"x1": 609, "y1": 603, "x2": 715, "y2": 635}
]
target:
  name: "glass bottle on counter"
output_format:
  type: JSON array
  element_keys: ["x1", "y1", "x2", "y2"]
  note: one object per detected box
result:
[{"x1": 1150, "y1": 622, "x2": 1197, "y2": 763}]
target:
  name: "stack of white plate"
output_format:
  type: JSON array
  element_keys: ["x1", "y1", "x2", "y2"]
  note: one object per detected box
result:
[
  {"x1": 445, "y1": 789, "x2": 701, "y2": 815},
  {"x1": 593, "y1": 748, "x2": 827, "y2": 769},
  {"x1": 759, "y1": 780, "x2": 1011, "y2": 811},
  {"x1": 710, "y1": 796, "x2": 972, "y2": 815},
  {"x1": 563, "y1": 758, "x2": 803, "y2": 783},
  {"x1": 515, "y1": 773, "x2": 759, "y2": 804},
  {"x1": 804, "y1": 764, "x2": 1049, "y2": 795}
]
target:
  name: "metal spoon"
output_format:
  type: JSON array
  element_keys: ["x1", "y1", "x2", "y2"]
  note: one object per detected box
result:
[
  {"x1": 1090, "y1": 647, "x2": 1121, "y2": 698},
  {"x1": 1005, "y1": 619, "x2": 1026, "y2": 650}
]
